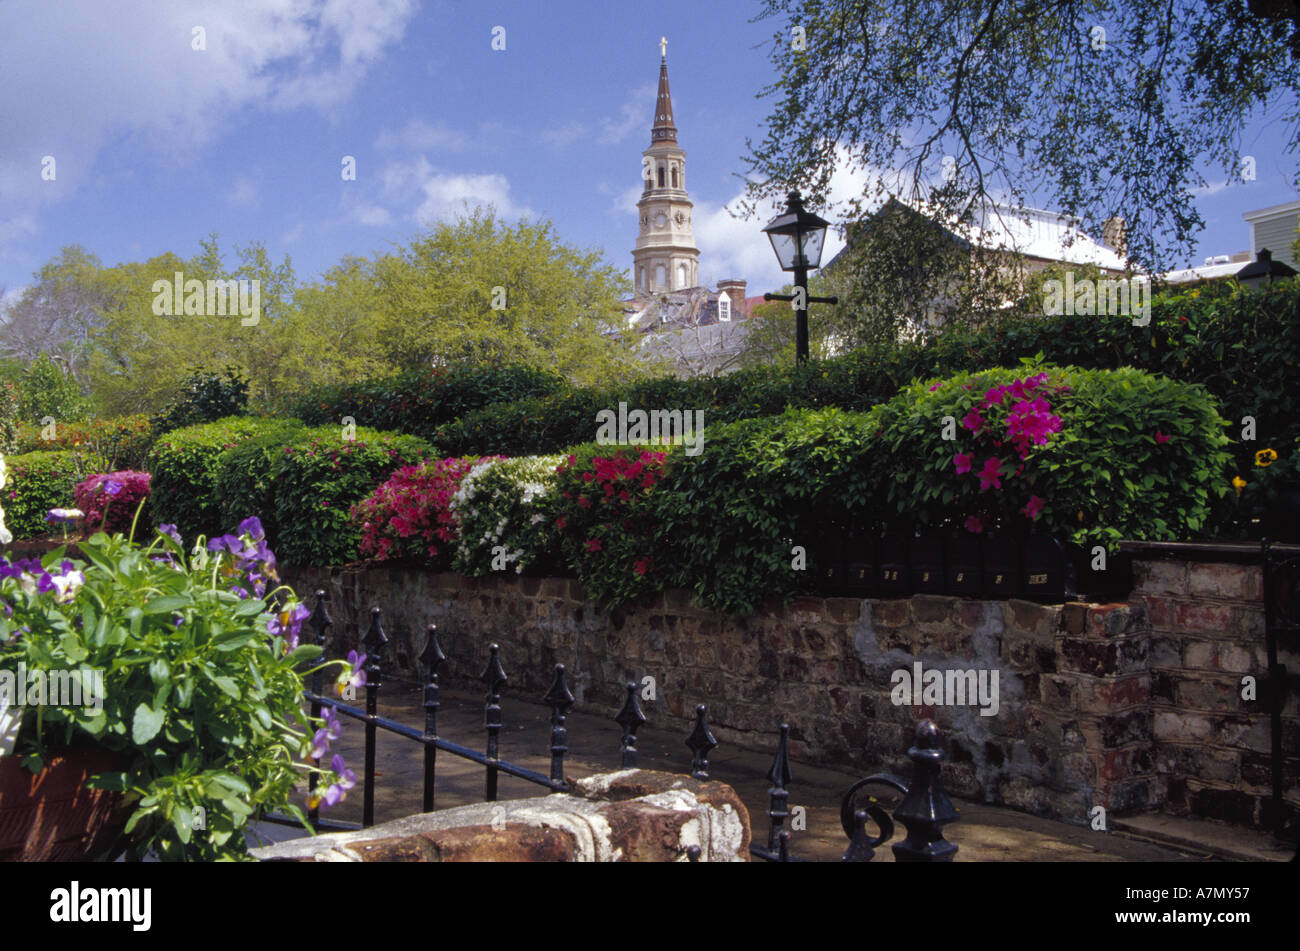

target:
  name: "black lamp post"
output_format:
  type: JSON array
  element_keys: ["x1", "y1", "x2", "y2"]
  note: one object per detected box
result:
[
  {"x1": 1236, "y1": 248, "x2": 1298, "y2": 290},
  {"x1": 762, "y1": 191, "x2": 838, "y2": 363}
]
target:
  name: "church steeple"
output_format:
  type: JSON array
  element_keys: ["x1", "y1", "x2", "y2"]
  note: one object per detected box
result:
[
  {"x1": 632, "y1": 37, "x2": 699, "y2": 294},
  {"x1": 651, "y1": 38, "x2": 677, "y2": 144}
]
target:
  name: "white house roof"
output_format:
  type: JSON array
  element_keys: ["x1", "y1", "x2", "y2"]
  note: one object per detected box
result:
[
  {"x1": 1160, "y1": 262, "x2": 1243, "y2": 284},
  {"x1": 1243, "y1": 200, "x2": 1300, "y2": 222},
  {"x1": 943, "y1": 201, "x2": 1129, "y2": 270}
]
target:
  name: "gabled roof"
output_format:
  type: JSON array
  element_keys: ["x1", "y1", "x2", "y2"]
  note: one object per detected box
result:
[
  {"x1": 623, "y1": 286, "x2": 752, "y2": 332},
  {"x1": 826, "y1": 197, "x2": 1128, "y2": 272}
]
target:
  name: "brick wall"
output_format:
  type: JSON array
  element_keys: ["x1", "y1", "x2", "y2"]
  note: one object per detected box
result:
[
  {"x1": 281, "y1": 557, "x2": 1297, "y2": 830},
  {"x1": 1131, "y1": 560, "x2": 1295, "y2": 827}
]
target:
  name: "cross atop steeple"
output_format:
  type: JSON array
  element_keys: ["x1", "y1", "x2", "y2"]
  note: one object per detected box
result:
[{"x1": 660, "y1": 36, "x2": 667, "y2": 59}]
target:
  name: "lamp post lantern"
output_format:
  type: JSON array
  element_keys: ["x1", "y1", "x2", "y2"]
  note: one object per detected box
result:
[{"x1": 762, "y1": 191, "x2": 838, "y2": 363}]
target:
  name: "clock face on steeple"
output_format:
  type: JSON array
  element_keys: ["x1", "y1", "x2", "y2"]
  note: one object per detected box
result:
[{"x1": 653, "y1": 211, "x2": 668, "y2": 230}]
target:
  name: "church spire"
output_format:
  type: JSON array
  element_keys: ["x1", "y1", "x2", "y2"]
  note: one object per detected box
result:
[{"x1": 651, "y1": 37, "x2": 677, "y2": 144}]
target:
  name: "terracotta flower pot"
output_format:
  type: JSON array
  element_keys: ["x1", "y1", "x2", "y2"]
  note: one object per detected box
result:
[{"x1": 0, "y1": 748, "x2": 132, "y2": 861}]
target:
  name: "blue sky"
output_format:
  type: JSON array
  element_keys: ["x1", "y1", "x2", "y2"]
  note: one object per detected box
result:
[{"x1": 0, "y1": 0, "x2": 1294, "y2": 299}]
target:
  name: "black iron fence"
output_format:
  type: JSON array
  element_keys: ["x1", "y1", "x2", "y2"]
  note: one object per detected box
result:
[
  {"x1": 270, "y1": 590, "x2": 960, "y2": 862},
  {"x1": 810, "y1": 520, "x2": 1133, "y2": 604},
  {"x1": 1261, "y1": 539, "x2": 1300, "y2": 844}
]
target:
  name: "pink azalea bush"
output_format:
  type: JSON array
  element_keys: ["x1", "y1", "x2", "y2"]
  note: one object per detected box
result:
[
  {"x1": 352, "y1": 456, "x2": 497, "y2": 564},
  {"x1": 552, "y1": 445, "x2": 670, "y2": 608},
  {"x1": 870, "y1": 364, "x2": 1231, "y2": 551},
  {"x1": 73, "y1": 469, "x2": 151, "y2": 534}
]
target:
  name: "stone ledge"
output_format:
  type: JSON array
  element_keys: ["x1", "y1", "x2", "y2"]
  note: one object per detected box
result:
[{"x1": 250, "y1": 770, "x2": 751, "y2": 863}]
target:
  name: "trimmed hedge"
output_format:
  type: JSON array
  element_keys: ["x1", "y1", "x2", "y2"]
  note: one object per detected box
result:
[
  {"x1": 3, "y1": 449, "x2": 108, "y2": 538},
  {"x1": 273, "y1": 426, "x2": 434, "y2": 567},
  {"x1": 869, "y1": 363, "x2": 1234, "y2": 551},
  {"x1": 212, "y1": 418, "x2": 307, "y2": 547},
  {"x1": 148, "y1": 416, "x2": 282, "y2": 545},
  {"x1": 290, "y1": 363, "x2": 567, "y2": 443},
  {"x1": 430, "y1": 283, "x2": 1298, "y2": 509},
  {"x1": 16, "y1": 415, "x2": 155, "y2": 471},
  {"x1": 651, "y1": 408, "x2": 883, "y2": 616}
]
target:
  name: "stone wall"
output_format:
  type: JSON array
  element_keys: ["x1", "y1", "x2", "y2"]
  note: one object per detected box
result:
[{"x1": 281, "y1": 554, "x2": 1298, "y2": 830}]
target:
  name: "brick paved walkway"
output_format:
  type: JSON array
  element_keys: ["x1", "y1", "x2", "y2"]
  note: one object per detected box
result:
[{"x1": 251, "y1": 679, "x2": 1291, "y2": 862}]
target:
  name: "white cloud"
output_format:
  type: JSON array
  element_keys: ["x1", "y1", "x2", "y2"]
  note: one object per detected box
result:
[
  {"x1": 693, "y1": 153, "x2": 883, "y2": 293},
  {"x1": 0, "y1": 0, "x2": 416, "y2": 250},
  {"x1": 229, "y1": 176, "x2": 258, "y2": 208},
  {"x1": 1191, "y1": 180, "x2": 1235, "y2": 198},
  {"x1": 352, "y1": 203, "x2": 393, "y2": 227},
  {"x1": 376, "y1": 119, "x2": 470, "y2": 152},
  {"x1": 608, "y1": 182, "x2": 644, "y2": 218},
  {"x1": 539, "y1": 120, "x2": 586, "y2": 149},
  {"x1": 416, "y1": 172, "x2": 533, "y2": 224},
  {"x1": 599, "y1": 84, "x2": 654, "y2": 145},
  {"x1": 377, "y1": 156, "x2": 534, "y2": 225}
]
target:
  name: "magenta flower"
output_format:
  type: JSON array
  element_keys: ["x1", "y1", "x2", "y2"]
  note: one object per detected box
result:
[
  {"x1": 1155, "y1": 430, "x2": 1170, "y2": 444},
  {"x1": 979, "y1": 457, "x2": 1003, "y2": 490},
  {"x1": 961, "y1": 409, "x2": 984, "y2": 433},
  {"x1": 1022, "y1": 495, "x2": 1045, "y2": 520},
  {"x1": 964, "y1": 514, "x2": 987, "y2": 534},
  {"x1": 982, "y1": 385, "x2": 1006, "y2": 405},
  {"x1": 953, "y1": 452, "x2": 973, "y2": 475},
  {"x1": 928, "y1": 382, "x2": 942, "y2": 392}
]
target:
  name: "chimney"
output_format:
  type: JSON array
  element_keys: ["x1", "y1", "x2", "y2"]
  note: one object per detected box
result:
[
  {"x1": 717, "y1": 279, "x2": 747, "y2": 317},
  {"x1": 1102, "y1": 216, "x2": 1127, "y2": 254}
]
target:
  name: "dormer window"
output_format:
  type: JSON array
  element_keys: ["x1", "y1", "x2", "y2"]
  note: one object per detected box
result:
[{"x1": 718, "y1": 293, "x2": 731, "y2": 322}]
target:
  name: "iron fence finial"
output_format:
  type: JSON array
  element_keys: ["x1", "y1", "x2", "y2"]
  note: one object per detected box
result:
[
  {"x1": 615, "y1": 681, "x2": 647, "y2": 768},
  {"x1": 890, "y1": 720, "x2": 959, "y2": 862},
  {"x1": 686, "y1": 704, "x2": 718, "y2": 779}
]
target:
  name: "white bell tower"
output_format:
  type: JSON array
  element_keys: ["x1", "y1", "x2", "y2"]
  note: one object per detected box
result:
[{"x1": 632, "y1": 38, "x2": 699, "y2": 293}]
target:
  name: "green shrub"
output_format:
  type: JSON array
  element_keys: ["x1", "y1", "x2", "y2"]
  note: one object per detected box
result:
[
  {"x1": 16, "y1": 415, "x2": 155, "y2": 470},
  {"x1": 450, "y1": 455, "x2": 566, "y2": 576},
  {"x1": 290, "y1": 363, "x2": 567, "y2": 442},
  {"x1": 148, "y1": 416, "x2": 276, "y2": 544},
  {"x1": 274, "y1": 426, "x2": 434, "y2": 567},
  {"x1": 652, "y1": 407, "x2": 883, "y2": 615},
  {"x1": 870, "y1": 362, "x2": 1234, "y2": 550},
  {"x1": 433, "y1": 388, "x2": 611, "y2": 457},
  {"x1": 150, "y1": 366, "x2": 250, "y2": 434},
  {"x1": 17, "y1": 353, "x2": 89, "y2": 423},
  {"x1": 352, "y1": 456, "x2": 487, "y2": 566},
  {"x1": 0, "y1": 380, "x2": 19, "y2": 455},
  {"x1": 2, "y1": 449, "x2": 107, "y2": 538},
  {"x1": 212, "y1": 418, "x2": 306, "y2": 547},
  {"x1": 429, "y1": 282, "x2": 1300, "y2": 529}
]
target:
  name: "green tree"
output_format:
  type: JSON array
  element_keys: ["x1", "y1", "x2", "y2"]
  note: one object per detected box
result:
[
  {"x1": 18, "y1": 352, "x2": 89, "y2": 423},
  {"x1": 743, "y1": 0, "x2": 1300, "y2": 273},
  {"x1": 84, "y1": 236, "x2": 296, "y2": 417},
  {"x1": 371, "y1": 207, "x2": 644, "y2": 386}
]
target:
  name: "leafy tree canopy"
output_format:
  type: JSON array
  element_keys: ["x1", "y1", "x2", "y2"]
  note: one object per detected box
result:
[{"x1": 742, "y1": 0, "x2": 1300, "y2": 273}]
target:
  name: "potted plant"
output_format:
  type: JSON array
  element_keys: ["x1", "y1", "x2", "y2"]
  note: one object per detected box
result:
[{"x1": 0, "y1": 510, "x2": 360, "y2": 861}]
